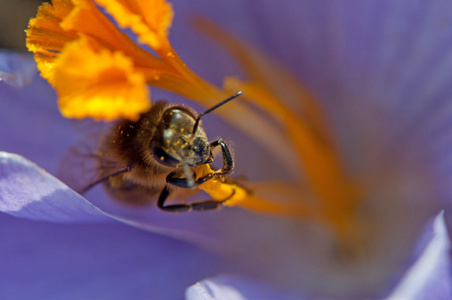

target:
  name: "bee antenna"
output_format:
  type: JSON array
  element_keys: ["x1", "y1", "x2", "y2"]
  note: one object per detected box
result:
[{"x1": 191, "y1": 91, "x2": 243, "y2": 136}]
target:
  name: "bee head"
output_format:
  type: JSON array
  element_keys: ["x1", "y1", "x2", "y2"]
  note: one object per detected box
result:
[{"x1": 149, "y1": 107, "x2": 213, "y2": 168}]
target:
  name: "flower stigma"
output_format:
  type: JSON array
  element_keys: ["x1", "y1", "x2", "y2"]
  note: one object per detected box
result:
[{"x1": 27, "y1": 0, "x2": 365, "y2": 256}]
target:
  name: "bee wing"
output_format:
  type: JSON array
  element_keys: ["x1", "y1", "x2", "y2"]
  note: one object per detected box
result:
[
  {"x1": 57, "y1": 124, "x2": 127, "y2": 195},
  {"x1": 67, "y1": 118, "x2": 110, "y2": 138}
]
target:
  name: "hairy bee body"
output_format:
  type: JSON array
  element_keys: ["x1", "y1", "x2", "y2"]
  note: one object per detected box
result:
[
  {"x1": 98, "y1": 101, "x2": 206, "y2": 205},
  {"x1": 61, "y1": 92, "x2": 242, "y2": 212}
]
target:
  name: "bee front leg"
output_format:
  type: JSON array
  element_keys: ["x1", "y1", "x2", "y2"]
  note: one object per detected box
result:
[
  {"x1": 158, "y1": 185, "x2": 236, "y2": 213},
  {"x1": 166, "y1": 171, "x2": 213, "y2": 188},
  {"x1": 209, "y1": 139, "x2": 233, "y2": 175}
]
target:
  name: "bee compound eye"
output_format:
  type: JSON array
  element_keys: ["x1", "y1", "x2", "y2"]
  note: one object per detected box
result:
[{"x1": 150, "y1": 145, "x2": 180, "y2": 167}]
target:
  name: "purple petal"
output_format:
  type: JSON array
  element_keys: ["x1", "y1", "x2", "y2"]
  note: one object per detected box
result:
[
  {"x1": 446, "y1": 211, "x2": 452, "y2": 245},
  {"x1": 185, "y1": 275, "x2": 303, "y2": 300},
  {"x1": 0, "y1": 51, "x2": 37, "y2": 87},
  {"x1": 0, "y1": 152, "x2": 109, "y2": 223},
  {"x1": 0, "y1": 72, "x2": 80, "y2": 175},
  {"x1": 386, "y1": 212, "x2": 452, "y2": 300},
  {"x1": 0, "y1": 212, "x2": 223, "y2": 299}
]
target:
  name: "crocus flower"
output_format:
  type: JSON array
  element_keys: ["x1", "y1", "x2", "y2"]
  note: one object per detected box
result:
[{"x1": 1, "y1": 0, "x2": 452, "y2": 299}]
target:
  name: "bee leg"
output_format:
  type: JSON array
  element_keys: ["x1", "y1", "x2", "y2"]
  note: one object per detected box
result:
[
  {"x1": 191, "y1": 188, "x2": 236, "y2": 211},
  {"x1": 190, "y1": 201, "x2": 223, "y2": 211},
  {"x1": 166, "y1": 171, "x2": 214, "y2": 188},
  {"x1": 157, "y1": 186, "x2": 192, "y2": 212},
  {"x1": 209, "y1": 139, "x2": 233, "y2": 175},
  {"x1": 158, "y1": 186, "x2": 236, "y2": 213}
]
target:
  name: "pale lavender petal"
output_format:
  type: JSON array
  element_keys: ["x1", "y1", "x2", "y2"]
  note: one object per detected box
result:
[
  {"x1": 0, "y1": 212, "x2": 223, "y2": 299},
  {"x1": 0, "y1": 152, "x2": 109, "y2": 223},
  {"x1": 0, "y1": 51, "x2": 37, "y2": 87},
  {"x1": 446, "y1": 211, "x2": 452, "y2": 244},
  {"x1": 185, "y1": 275, "x2": 302, "y2": 300},
  {"x1": 386, "y1": 212, "x2": 452, "y2": 300}
]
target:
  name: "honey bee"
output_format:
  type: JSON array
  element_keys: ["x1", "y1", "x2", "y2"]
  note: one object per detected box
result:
[{"x1": 63, "y1": 92, "x2": 243, "y2": 212}]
